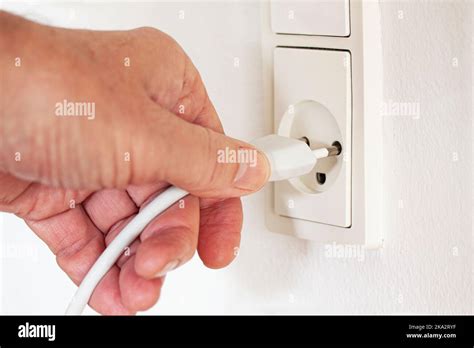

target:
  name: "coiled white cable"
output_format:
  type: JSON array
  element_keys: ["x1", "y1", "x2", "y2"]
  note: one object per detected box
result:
[{"x1": 66, "y1": 186, "x2": 188, "y2": 315}]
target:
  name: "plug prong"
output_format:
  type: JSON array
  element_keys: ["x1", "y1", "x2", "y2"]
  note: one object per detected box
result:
[{"x1": 312, "y1": 142, "x2": 342, "y2": 159}]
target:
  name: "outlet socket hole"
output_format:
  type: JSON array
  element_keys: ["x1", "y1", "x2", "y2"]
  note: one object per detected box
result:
[
  {"x1": 332, "y1": 141, "x2": 342, "y2": 155},
  {"x1": 300, "y1": 136, "x2": 310, "y2": 146},
  {"x1": 316, "y1": 172, "x2": 326, "y2": 185}
]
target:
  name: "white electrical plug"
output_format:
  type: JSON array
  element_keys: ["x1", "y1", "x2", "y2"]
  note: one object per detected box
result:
[{"x1": 252, "y1": 134, "x2": 340, "y2": 182}]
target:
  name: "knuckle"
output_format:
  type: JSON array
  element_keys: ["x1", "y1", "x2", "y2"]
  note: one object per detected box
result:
[{"x1": 134, "y1": 26, "x2": 160, "y2": 36}]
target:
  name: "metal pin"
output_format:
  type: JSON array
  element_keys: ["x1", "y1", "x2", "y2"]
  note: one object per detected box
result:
[{"x1": 299, "y1": 137, "x2": 342, "y2": 159}]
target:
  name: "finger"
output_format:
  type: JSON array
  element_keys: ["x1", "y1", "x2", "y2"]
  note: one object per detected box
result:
[
  {"x1": 0, "y1": 172, "x2": 92, "y2": 221},
  {"x1": 119, "y1": 255, "x2": 164, "y2": 312},
  {"x1": 136, "y1": 31, "x2": 224, "y2": 135},
  {"x1": 195, "y1": 96, "x2": 224, "y2": 132},
  {"x1": 126, "y1": 103, "x2": 270, "y2": 197},
  {"x1": 90, "y1": 266, "x2": 134, "y2": 315},
  {"x1": 198, "y1": 197, "x2": 242, "y2": 269},
  {"x1": 82, "y1": 189, "x2": 137, "y2": 233},
  {"x1": 134, "y1": 195, "x2": 199, "y2": 279},
  {"x1": 126, "y1": 182, "x2": 169, "y2": 206},
  {"x1": 25, "y1": 206, "x2": 132, "y2": 314},
  {"x1": 169, "y1": 63, "x2": 224, "y2": 133},
  {"x1": 104, "y1": 215, "x2": 140, "y2": 268}
]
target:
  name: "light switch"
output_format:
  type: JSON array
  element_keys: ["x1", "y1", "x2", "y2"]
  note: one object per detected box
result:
[
  {"x1": 271, "y1": 0, "x2": 350, "y2": 37},
  {"x1": 273, "y1": 47, "x2": 352, "y2": 227}
]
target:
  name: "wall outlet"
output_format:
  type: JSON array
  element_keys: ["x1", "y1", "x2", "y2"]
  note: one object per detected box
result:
[
  {"x1": 274, "y1": 48, "x2": 352, "y2": 228},
  {"x1": 260, "y1": 0, "x2": 384, "y2": 247}
]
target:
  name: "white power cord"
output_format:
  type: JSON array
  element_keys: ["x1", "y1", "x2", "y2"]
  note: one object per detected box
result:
[
  {"x1": 66, "y1": 186, "x2": 188, "y2": 314},
  {"x1": 65, "y1": 135, "x2": 340, "y2": 314}
]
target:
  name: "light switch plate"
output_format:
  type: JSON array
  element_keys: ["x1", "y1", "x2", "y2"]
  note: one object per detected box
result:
[
  {"x1": 261, "y1": 0, "x2": 384, "y2": 247},
  {"x1": 271, "y1": 0, "x2": 350, "y2": 37}
]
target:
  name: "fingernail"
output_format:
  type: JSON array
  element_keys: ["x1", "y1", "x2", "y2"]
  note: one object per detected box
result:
[
  {"x1": 154, "y1": 260, "x2": 179, "y2": 278},
  {"x1": 233, "y1": 149, "x2": 270, "y2": 191}
]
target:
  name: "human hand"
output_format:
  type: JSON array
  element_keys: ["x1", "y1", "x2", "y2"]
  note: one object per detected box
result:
[{"x1": 0, "y1": 12, "x2": 269, "y2": 314}]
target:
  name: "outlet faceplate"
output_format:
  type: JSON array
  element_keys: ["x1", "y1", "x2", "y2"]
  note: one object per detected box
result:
[
  {"x1": 260, "y1": 0, "x2": 384, "y2": 247},
  {"x1": 274, "y1": 48, "x2": 352, "y2": 228}
]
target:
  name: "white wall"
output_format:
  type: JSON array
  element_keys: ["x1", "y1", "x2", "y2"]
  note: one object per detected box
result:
[{"x1": 0, "y1": 0, "x2": 472, "y2": 314}]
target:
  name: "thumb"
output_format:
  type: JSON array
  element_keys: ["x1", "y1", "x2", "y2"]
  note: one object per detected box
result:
[
  {"x1": 2, "y1": 102, "x2": 269, "y2": 196},
  {"x1": 125, "y1": 107, "x2": 270, "y2": 197}
]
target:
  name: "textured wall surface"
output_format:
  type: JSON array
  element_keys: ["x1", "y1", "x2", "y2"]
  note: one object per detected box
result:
[{"x1": 0, "y1": 0, "x2": 472, "y2": 314}]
